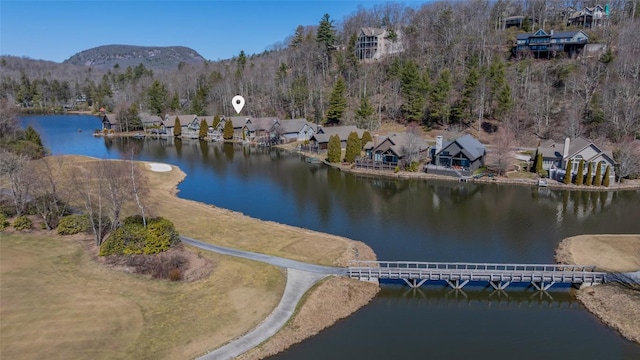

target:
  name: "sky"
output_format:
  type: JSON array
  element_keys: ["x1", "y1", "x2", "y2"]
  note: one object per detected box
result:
[{"x1": 0, "y1": 0, "x2": 429, "y2": 63}]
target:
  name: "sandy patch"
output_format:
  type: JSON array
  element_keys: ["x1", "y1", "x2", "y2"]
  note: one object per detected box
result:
[{"x1": 148, "y1": 162, "x2": 172, "y2": 172}]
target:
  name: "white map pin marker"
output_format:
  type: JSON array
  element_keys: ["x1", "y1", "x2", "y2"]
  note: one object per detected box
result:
[{"x1": 232, "y1": 95, "x2": 245, "y2": 114}]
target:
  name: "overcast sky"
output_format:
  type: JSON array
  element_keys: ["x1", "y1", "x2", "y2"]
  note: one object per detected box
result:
[{"x1": 1, "y1": 0, "x2": 428, "y2": 63}]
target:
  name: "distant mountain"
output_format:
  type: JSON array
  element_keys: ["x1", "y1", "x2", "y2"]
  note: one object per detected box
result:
[{"x1": 63, "y1": 45, "x2": 206, "y2": 70}]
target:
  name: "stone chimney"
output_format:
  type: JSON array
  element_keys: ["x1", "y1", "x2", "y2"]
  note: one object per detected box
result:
[{"x1": 373, "y1": 134, "x2": 380, "y2": 147}]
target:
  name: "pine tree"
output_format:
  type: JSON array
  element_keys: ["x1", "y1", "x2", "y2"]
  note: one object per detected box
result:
[
  {"x1": 25, "y1": 126, "x2": 43, "y2": 147},
  {"x1": 148, "y1": 80, "x2": 169, "y2": 116},
  {"x1": 316, "y1": 14, "x2": 336, "y2": 50},
  {"x1": 429, "y1": 68, "x2": 452, "y2": 126},
  {"x1": 170, "y1": 92, "x2": 180, "y2": 111},
  {"x1": 452, "y1": 66, "x2": 479, "y2": 122},
  {"x1": 355, "y1": 94, "x2": 374, "y2": 130},
  {"x1": 198, "y1": 119, "x2": 208, "y2": 139},
  {"x1": 576, "y1": 160, "x2": 585, "y2": 185},
  {"x1": 360, "y1": 131, "x2": 373, "y2": 149},
  {"x1": 585, "y1": 162, "x2": 593, "y2": 186},
  {"x1": 327, "y1": 134, "x2": 341, "y2": 163},
  {"x1": 344, "y1": 132, "x2": 361, "y2": 163},
  {"x1": 291, "y1": 25, "x2": 304, "y2": 47},
  {"x1": 174, "y1": 117, "x2": 181, "y2": 137},
  {"x1": 400, "y1": 60, "x2": 427, "y2": 123},
  {"x1": 564, "y1": 159, "x2": 573, "y2": 184},
  {"x1": 603, "y1": 165, "x2": 611, "y2": 187},
  {"x1": 325, "y1": 75, "x2": 347, "y2": 125},
  {"x1": 594, "y1": 161, "x2": 603, "y2": 186},
  {"x1": 223, "y1": 119, "x2": 234, "y2": 140},
  {"x1": 495, "y1": 83, "x2": 513, "y2": 117}
]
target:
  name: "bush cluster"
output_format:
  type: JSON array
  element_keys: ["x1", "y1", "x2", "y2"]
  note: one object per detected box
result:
[
  {"x1": 12, "y1": 216, "x2": 32, "y2": 231},
  {"x1": 57, "y1": 214, "x2": 91, "y2": 235},
  {"x1": 105, "y1": 253, "x2": 186, "y2": 281},
  {"x1": 99, "y1": 216, "x2": 180, "y2": 256},
  {"x1": 0, "y1": 213, "x2": 8, "y2": 231}
]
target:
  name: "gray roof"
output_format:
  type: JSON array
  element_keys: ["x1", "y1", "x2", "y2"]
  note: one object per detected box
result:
[
  {"x1": 375, "y1": 132, "x2": 429, "y2": 158},
  {"x1": 539, "y1": 137, "x2": 614, "y2": 163},
  {"x1": 437, "y1": 134, "x2": 486, "y2": 161},
  {"x1": 278, "y1": 119, "x2": 312, "y2": 134},
  {"x1": 224, "y1": 116, "x2": 252, "y2": 129},
  {"x1": 312, "y1": 126, "x2": 364, "y2": 143},
  {"x1": 139, "y1": 113, "x2": 162, "y2": 125},
  {"x1": 103, "y1": 114, "x2": 118, "y2": 125},
  {"x1": 360, "y1": 27, "x2": 386, "y2": 37},
  {"x1": 164, "y1": 114, "x2": 197, "y2": 127},
  {"x1": 247, "y1": 117, "x2": 279, "y2": 132}
]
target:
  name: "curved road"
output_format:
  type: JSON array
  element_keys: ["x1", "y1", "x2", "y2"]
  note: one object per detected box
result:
[{"x1": 180, "y1": 236, "x2": 345, "y2": 360}]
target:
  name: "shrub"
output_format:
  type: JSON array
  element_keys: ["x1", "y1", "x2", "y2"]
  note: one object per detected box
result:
[
  {"x1": 100, "y1": 216, "x2": 179, "y2": 256},
  {"x1": 168, "y1": 268, "x2": 182, "y2": 281},
  {"x1": 13, "y1": 216, "x2": 32, "y2": 231},
  {"x1": 0, "y1": 213, "x2": 9, "y2": 231},
  {"x1": 57, "y1": 214, "x2": 91, "y2": 235}
]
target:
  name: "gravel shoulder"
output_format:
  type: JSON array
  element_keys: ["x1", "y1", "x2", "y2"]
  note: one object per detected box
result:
[{"x1": 555, "y1": 234, "x2": 640, "y2": 344}]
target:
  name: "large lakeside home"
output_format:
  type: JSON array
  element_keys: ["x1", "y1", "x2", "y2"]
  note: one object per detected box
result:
[{"x1": 538, "y1": 137, "x2": 616, "y2": 184}]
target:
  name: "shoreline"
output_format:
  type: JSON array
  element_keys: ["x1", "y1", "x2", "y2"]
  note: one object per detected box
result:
[{"x1": 555, "y1": 234, "x2": 640, "y2": 345}]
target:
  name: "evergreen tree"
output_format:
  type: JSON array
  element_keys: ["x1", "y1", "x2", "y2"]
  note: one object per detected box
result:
[
  {"x1": 429, "y1": 68, "x2": 452, "y2": 126},
  {"x1": 147, "y1": 80, "x2": 168, "y2": 116},
  {"x1": 495, "y1": 83, "x2": 513, "y2": 117},
  {"x1": 212, "y1": 114, "x2": 221, "y2": 128},
  {"x1": 564, "y1": 159, "x2": 573, "y2": 184},
  {"x1": 576, "y1": 160, "x2": 585, "y2": 185},
  {"x1": 603, "y1": 165, "x2": 611, "y2": 187},
  {"x1": 534, "y1": 151, "x2": 543, "y2": 174},
  {"x1": 488, "y1": 58, "x2": 506, "y2": 114},
  {"x1": 325, "y1": 75, "x2": 347, "y2": 125},
  {"x1": 24, "y1": 126, "x2": 43, "y2": 147},
  {"x1": 344, "y1": 132, "x2": 361, "y2": 163},
  {"x1": 174, "y1": 117, "x2": 181, "y2": 137},
  {"x1": 316, "y1": 14, "x2": 336, "y2": 51},
  {"x1": 594, "y1": 161, "x2": 603, "y2": 186},
  {"x1": 170, "y1": 92, "x2": 180, "y2": 111},
  {"x1": 400, "y1": 60, "x2": 427, "y2": 123},
  {"x1": 452, "y1": 66, "x2": 479, "y2": 123},
  {"x1": 291, "y1": 25, "x2": 305, "y2": 47},
  {"x1": 361, "y1": 131, "x2": 373, "y2": 149},
  {"x1": 198, "y1": 119, "x2": 208, "y2": 139},
  {"x1": 355, "y1": 94, "x2": 375, "y2": 130},
  {"x1": 585, "y1": 162, "x2": 593, "y2": 186},
  {"x1": 223, "y1": 119, "x2": 234, "y2": 140},
  {"x1": 327, "y1": 134, "x2": 341, "y2": 163}
]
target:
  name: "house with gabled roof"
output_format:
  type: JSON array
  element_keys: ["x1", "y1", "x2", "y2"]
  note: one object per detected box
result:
[
  {"x1": 568, "y1": 4, "x2": 606, "y2": 28},
  {"x1": 244, "y1": 117, "x2": 280, "y2": 143},
  {"x1": 215, "y1": 116, "x2": 252, "y2": 140},
  {"x1": 276, "y1": 119, "x2": 316, "y2": 143},
  {"x1": 101, "y1": 114, "x2": 119, "y2": 132},
  {"x1": 539, "y1": 137, "x2": 615, "y2": 183},
  {"x1": 430, "y1": 134, "x2": 486, "y2": 172},
  {"x1": 310, "y1": 125, "x2": 364, "y2": 150},
  {"x1": 356, "y1": 27, "x2": 404, "y2": 61},
  {"x1": 139, "y1": 113, "x2": 163, "y2": 131},
  {"x1": 513, "y1": 29, "x2": 588, "y2": 59},
  {"x1": 363, "y1": 132, "x2": 429, "y2": 166}
]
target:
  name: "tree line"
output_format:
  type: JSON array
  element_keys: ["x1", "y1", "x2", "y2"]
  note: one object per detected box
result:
[{"x1": 1, "y1": 0, "x2": 639, "y2": 147}]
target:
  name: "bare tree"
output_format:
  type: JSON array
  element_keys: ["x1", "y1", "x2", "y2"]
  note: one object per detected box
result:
[
  {"x1": 100, "y1": 160, "x2": 131, "y2": 230},
  {"x1": 614, "y1": 140, "x2": 640, "y2": 183},
  {"x1": 0, "y1": 99, "x2": 20, "y2": 139},
  {"x1": 487, "y1": 126, "x2": 515, "y2": 176},
  {"x1": 31, "y1": 157, "x2": 71, "y2": 230},
  {"x1": 401, "y1": 123, "x2": 426, "y2": 168},
  {"x1": 0, "y1": 150, "x2": 32, "y2": 215},
  {"x1": 71, "y1": 161, "x2": 110, "y2": 246}
]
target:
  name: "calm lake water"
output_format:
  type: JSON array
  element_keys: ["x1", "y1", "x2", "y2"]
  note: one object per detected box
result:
[{"x1": 22, "y1": 115, "x2": 640, "y2": 359}]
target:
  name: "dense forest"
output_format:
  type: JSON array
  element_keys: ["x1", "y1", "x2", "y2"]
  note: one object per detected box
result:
[{"x1": 1, "y1": 0, "x2": 639, "y2": 147}]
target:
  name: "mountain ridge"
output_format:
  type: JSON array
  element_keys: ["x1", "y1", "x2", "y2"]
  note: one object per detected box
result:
[{"x1": 63, "y1": 44, "x2": 206, "y2": 70}]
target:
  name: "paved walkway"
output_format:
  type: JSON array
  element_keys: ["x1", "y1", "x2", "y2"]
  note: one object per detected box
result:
[{"x1": 179, "y1": 236, "x2": 342, "y2": 360}]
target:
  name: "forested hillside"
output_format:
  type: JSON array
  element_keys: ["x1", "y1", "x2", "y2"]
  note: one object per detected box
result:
[
  {"x1": 1, "y1": 0, "x2": 639, "y2": 147},
  {"x1": 63, "y1": 45, "x2": 206, "y2": 70}
]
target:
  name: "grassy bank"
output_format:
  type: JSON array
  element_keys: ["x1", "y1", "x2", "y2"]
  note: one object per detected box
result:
[
  {"x1": 556, "y1": 234, "x2": 640, "y2": 344},
  {"x1": 0, "y1": 233, "x2": 285, "y2": 360}
]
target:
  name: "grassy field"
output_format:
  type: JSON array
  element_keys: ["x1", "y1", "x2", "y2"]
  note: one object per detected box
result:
[
  {"x1": 0, "y1": 233, "x2": 285, "y2": 360},
  {"x1": 556, "y1": 234, "x2": 640, "y2": 272},
  {"x1": 1, "y1": 155, "x2": 377, "y2": 359}
]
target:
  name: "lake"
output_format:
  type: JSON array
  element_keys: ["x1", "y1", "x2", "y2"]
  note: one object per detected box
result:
[{"x1": 22, "y1": 114, "x2": 640, "y2": 359}]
